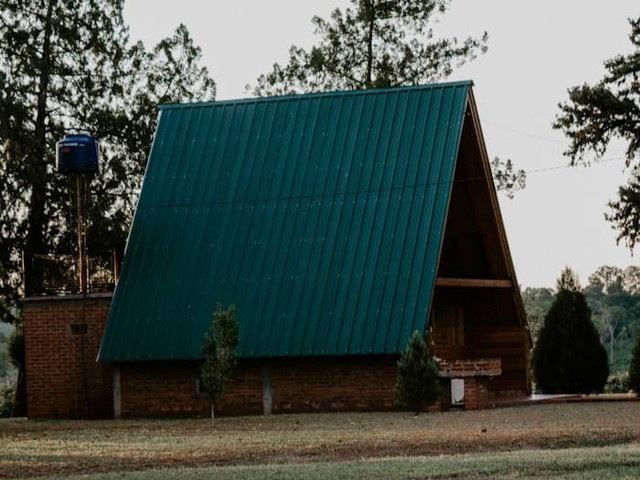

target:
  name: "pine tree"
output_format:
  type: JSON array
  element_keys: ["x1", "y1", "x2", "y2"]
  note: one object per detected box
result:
[
  {"x1": 629, "y1": 333, "x2": 640, "y2": 395},
  {"x1": 252, "y1": 0, "x2": 487, "y2": 95},
  {"x1": 533, "y1": 267, "x2": 609, "y2": 394},
  {"x1": 199, "y1": 304, "x2": 239, "y2": 420},
  {"x1": 395, "y1": 330, "x2": 441, "y2": 415}
]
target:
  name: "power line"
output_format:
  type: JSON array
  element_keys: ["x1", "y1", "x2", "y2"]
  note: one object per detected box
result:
[
  {"x1": 128, "y1": 156, "x2": 624, "y2": 210},
  {"x1": 483, "y1": 119, "x2": 567, "y2": 145}
]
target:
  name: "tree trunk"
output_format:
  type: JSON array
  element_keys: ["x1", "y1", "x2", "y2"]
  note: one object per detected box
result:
[
  {"x1": 24, "y1": 0, "x2": 54, "y2": 296},
  {"x1": 364, "y1": 0, "x2": 375, "y2": 88},
  {"x1": 11, "y1": 367, "x2": 27, "y2": 417},
  {"x1": 609, "y1": 323, "x2": 614, "y2": 364},
  {"x1": 211, "y1": 402, "x2": 215, "y2": 422}
]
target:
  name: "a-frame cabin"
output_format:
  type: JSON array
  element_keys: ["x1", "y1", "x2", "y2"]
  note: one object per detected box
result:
[{"x1": 22, "y1": 81, "x2": 531, "y2": 419}]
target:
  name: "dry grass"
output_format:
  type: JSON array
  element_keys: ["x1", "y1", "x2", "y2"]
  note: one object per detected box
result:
[
  {"x1": 1, "y1": 402, "x2": 639, "y2": 478},
  {"x1": 50, "y1": 443, "x2": 640, "y2": 480}
]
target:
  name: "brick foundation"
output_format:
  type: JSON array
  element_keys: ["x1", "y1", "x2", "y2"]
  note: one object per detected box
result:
[
  {"x1": 118, "y1": 356, "x2": 399, "y2": 418},
  {"x1": 23, "y1": 294, "x2": 113, "y2": 419},
  {"x1": 438, "y1": 358, "x2": 501, "y2": 410},
  {"x1": 23, "y1": 295, "x2": 513, "y2": 418}
]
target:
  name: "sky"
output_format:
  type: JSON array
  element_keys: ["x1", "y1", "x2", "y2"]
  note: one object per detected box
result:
[{"x1": 124, "y1": 0, "x2": 640, "y2": 288}]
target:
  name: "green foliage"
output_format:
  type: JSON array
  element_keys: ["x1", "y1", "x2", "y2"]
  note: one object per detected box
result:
[
  {"x1": 584, "y1": 265, "x2": 640, "y2": 372},
  {"x1": 554, "y1": 17, "x2": 640, "y2": 249},
  {"x1": 7, "y1": 323, "x2": 24, "y2": 371},
  {"x1": 630, "y1": 333, "x2": 640, "y2": 395},
  {"x1": 522, "y1": 287, "x2": 555, "y2": 346},
  {"x1": 526, "y1": 265, "x2": 640, "y2": 374},
  {"x1": 490, "y1": 157, "x2": 526, "y2": 199},
  {"x1": 604, "y1": 371, "x2": 630, "y2": 394},
  {"x1": 0, "y1": 327, "x2": 13, "y2": 380},
  {"x1": 533, "y1": 268, "x2": 609, "y2": 394},
  {"x1": 199, "y1": 304, "x2": 239, "y2": 416},
  {"x1": 0, "y1": 1, "x2": 215, "y2": 318},
  {"x1": 0, "y1": 380, "x2": 14, "y2": 417},
  {"x1": 395, "y1": 330, "x2": 440, "y2": 415},
  {"x1": 6, "y1": 323, "x2": 24, "y2": 416},
  {"x1": 252, "y1": 0, "x2": 487, "y2": 95}
]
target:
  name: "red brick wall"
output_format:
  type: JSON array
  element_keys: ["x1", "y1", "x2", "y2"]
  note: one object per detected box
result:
[
  {"x1": 118, "y1": 361, "x2": 263, "y2": 417},
  {"x1": 23, "y1": 294, "x2": 113, "y2": 419},
  {"x1": 118, "y1": 356, "x2": 399, "y2": 418},
  {"x1": 22, "y1": 295, "x2": 521, "y2": 418}
]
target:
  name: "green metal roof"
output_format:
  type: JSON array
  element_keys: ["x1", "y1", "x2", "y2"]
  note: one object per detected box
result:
[{"x1": 98, "y1": 81, "x2": 471, "y2": 362}]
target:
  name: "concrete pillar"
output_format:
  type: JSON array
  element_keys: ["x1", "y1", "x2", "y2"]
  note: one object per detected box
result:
[
  {"x1": 113, "y1": 365, "x2": 121, "y2": 419},
  {"x1": 262, "y1": 365, "x2": 273, "y2": 415}
]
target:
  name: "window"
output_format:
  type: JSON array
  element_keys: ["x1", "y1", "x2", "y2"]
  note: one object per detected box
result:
[
  {"x1": 434, "y1": 306, "x2": 465, "y2": 347},
  {"x1": 69, "y1": 323, "x2": 88, "y2": 335}
]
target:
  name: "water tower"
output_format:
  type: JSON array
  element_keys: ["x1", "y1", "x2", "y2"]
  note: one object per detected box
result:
[{"x1": 56, "y1": 133, "x2": 100, "y2": 294}]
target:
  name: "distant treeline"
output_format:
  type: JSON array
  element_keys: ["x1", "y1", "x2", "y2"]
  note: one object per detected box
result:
[{"x1": 523, "y1": 266, "x2": 640, "y2": 373}]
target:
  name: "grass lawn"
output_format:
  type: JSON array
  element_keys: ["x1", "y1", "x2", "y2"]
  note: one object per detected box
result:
[
  {"x1": 49, "y1": 444, "x2": 640, "y2": 480},
  {"x1": 1, "y1": 402, "x2": 639, "y2": 478}
]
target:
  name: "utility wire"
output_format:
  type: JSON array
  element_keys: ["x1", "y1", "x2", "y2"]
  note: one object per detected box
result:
[
  {"x1": 483, "y1": 119, "x2": 567, "y2": 145},
  {"x1": 124, "y1": 155, "x2": 624, "y2": 210}
]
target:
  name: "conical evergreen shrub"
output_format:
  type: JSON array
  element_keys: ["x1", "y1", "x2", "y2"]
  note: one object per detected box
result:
[
  {"x1": 395, "y1": 330, "x2": 441, "y2": 414},
  {"x1": 533, "y1": 267, "x2": 609, "y2": 394},
  {"x1": 629, "y1": 333, "x2": 640, "y2": 395}
]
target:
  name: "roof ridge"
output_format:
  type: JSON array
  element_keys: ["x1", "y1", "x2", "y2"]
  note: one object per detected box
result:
[{"x1": 159, "y1": 80, "x2": 473, "y2": 110}]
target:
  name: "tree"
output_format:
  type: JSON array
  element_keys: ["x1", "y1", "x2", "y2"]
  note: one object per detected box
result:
[
  {"x1": 0, "y1": 1, "x2": 215, "y2": 322},
  {"x1": 533, "y1": 267, "x2": 609, "y2": 394},
  {"x1": 395, "y1": 330, "x2": 441, "y2": 414},
  {"x1": 629, "y1": 332, "x2": 640, "y2": 395},
  {"x1": 252, "y1": 0, "x2": 487, "y2": 95},
  {"x1": 7, "y1": 323, "x2": 24, "y2": 416},
  {"x1": 588, "y1": 266, "x2": 625, "y2": 296},
  {"x1": 199, "y1": 303, "x2": 239, "y2": 420},
  {"x1": 584, "y1": 265, "x2": 640, "y2": 371},
  {"x1": 521, "y1": 287, "x2": 555, "y2": 346},
  {"x1": 623, "y1": 266, "x2": 640, "y2": 295},
  {"x1": 251, "y1": 0, "x2": 524, "y2": 197},
  {"x1": 554, "y1": 17, "x2": 640, "y2": 249}
]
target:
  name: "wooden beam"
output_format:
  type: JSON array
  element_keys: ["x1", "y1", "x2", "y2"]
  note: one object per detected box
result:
[{"x1": 436, "y1": 277, "x2": 512, "y2": 288}]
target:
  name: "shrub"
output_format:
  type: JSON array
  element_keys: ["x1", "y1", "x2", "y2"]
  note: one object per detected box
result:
[
  {"x1": 533, "y1": 267, "x2": 609, "y2": 394},
  {"x1": 604, "y1": 371, "x2": 630, "y2": 393},
  {"x1": 629, "y1": 333, "x2": 640, "y2": 395},
  {"x1": 200, "y1": 303, "x2": 239, "y2": 420},
  {"x1": 395, "y1": 330, "x2": 441, "y2": 415},
  {"x1": 7, "y1": 324, "x2": 25, "y2": 416},
  {"x1": 0, "y1": 380, "x2": 15, "y2": 417}
]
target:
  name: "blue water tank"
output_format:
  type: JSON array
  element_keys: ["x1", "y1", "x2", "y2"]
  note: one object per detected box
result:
[{"x1": 56, "y1": 133, "x2": 100, "y2": 174}]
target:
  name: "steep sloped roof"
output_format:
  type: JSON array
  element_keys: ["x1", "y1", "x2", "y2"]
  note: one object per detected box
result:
[{"x1": 98, "y1": 81, "x2": 470, "y2": 362}]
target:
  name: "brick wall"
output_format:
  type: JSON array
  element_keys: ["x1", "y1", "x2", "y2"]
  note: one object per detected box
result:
[
  {"x1": 23, "y1": 294, "x2": 113, "y2": 419},
  {"x1": 118, "y1": 356, "x2": 399, "y2": 418},
  {"x1": 439, "y1": 358, "x2": 502, "y2": 378},
  {"x1": 22, "y1": 295, "x2": 520, "y2": 418}
]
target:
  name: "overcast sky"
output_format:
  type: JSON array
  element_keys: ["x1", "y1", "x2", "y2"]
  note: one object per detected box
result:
[{"x1": 124, "y1": 0, "x2": 640, "y2": 288}]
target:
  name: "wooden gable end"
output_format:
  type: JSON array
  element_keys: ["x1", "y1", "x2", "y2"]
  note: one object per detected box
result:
[{"x1": 430, "y1": 90, "x2": 531, "y2": 396}]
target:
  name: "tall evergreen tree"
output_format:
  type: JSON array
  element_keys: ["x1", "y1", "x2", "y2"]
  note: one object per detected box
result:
[
  {"x1": 0, "y1": 2, "x2": 215, "y2": 321},
  {"x1": 533, "y1": 267, "x2": 609, "y2": 394}
]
